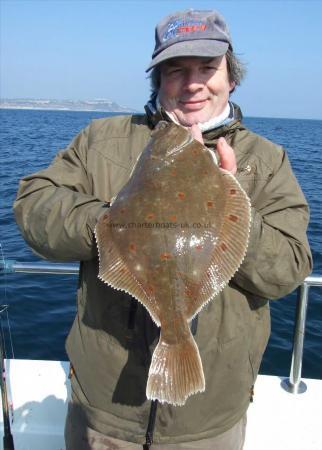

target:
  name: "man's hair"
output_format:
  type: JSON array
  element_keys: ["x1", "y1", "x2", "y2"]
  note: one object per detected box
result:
[{"x1": 149, "y1": 49, "x2": 246, "y2": 96}]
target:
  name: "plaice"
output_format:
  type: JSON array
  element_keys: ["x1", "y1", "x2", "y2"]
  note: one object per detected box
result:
[{"x1": 95, "y1": 121, "x2": 251, "y2": 406}]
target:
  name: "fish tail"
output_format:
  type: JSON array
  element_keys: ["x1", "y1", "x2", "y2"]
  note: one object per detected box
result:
[{"x1": 146, "y1": 330, "x2": 205, "y2": 406}]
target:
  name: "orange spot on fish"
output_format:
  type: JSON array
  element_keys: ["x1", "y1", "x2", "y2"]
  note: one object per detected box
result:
[
  {"x1": 170, "y1": 169, "x2": 177, "y2": 176},
  {"x1": 129, "y1": 243, "x2": 137, "y2": 253},
  {"x1": 195, "y1": 244, "x2": 203, "y2": 250},
  {"x1": 207, "y1": 201, "x2": 213, "y2": 207},
  {"x1": 146, "y1": 285, "x2": 155, "y2": 294},
  {"x1": 203, "y1": 170, "x2": 209, "y2": 175},
  {"x1": 177, "y1": 192, "x2": 186, "y2": 200},
  {"x1": 146, "y1": 212, "x2": 155, "y2": 220},
  {"x1": 230, "y1": 189, "x2": 236, "y2": 195},
  {"x1": 169, "y1": 215, "x2": 177, "y2": 222},
  {"x1": 160, "y1": 253, "x2": 172, "y2": 260},
  {"x1": 221, "y1": 243, "x2": 228, "y2": 252},
  {"x1": 120, "y1": 208, "x2": 126, "y2": 214},
  {"x1": 228, "y1": 214, "x2": 239, "y2": 222},
  {"x1": 184, "y1": 288, "x2": 193, "y2": 297},
  {"x1": 192, "y1": 149, "x2": 198, "y2": 156}
]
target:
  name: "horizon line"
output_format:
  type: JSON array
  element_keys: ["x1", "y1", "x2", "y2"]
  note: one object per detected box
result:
[{"x1": 0, "y1": 103, "x2": 321, "y2": 122}]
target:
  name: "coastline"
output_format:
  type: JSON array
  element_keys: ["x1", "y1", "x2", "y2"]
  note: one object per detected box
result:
[
  {"x1": 0, "y1": 99, "x2": 138, "y2": 114},
  {"x1": 1, "y1": 107, "x2": 320, "y2": 121},
  {"x1": 0, "y1": 106, "x2": 137, "y2": 113}
]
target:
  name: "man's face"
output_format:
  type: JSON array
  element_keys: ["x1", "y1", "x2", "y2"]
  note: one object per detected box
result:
[{"x1": 158, "y1": 55, "x2": 235, "y2": 127}]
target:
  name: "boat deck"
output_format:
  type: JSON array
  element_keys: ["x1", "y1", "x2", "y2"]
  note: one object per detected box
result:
[{"x1": 1, "y1": 359, "x2": 321, "y2": 449}]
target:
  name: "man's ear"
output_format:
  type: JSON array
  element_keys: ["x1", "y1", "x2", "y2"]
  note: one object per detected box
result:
[{"x1": 229, "y1": 81, "x2": 236, "y2": 92}]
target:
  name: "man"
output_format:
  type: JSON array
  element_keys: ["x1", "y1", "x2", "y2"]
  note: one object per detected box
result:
[{"x1": 14, "y1": 9, "x2": 312, "y2": 450}]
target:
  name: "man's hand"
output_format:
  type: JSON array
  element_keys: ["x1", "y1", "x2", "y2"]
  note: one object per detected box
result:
[
  {"x1": 216, "y1": 137, "x2": 237, "y2": 175},
  {"x1": 190, "y1": 124, "x2": 204, "y2": 144},
  {"x1": 190, "y1": 125, "x2": 237, "y2": 175}
]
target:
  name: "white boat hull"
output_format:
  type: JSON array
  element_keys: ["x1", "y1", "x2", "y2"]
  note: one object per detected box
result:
[{"x1": 1, "y1": 359, "x2": 321, "y2": 449}]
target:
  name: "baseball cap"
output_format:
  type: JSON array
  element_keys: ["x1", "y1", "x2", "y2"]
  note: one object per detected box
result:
[{"x1": 146, "y1": 9, "x2": 232, "y2": 72}]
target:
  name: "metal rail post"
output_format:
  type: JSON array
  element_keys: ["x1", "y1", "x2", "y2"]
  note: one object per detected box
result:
[
  {"x1": 281, "y1": 276, "x2": 322, "y2": 394},
  {"x1": 281, "y1": 282, "x2": 309, "y2": 393}
]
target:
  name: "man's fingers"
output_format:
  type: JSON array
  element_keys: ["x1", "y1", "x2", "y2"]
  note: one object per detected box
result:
[
  {"x1": 217, "y1": 137, "x2": 237, "y2": 175},
  {"x1": 190, "y1": 124, "x2": 204, "y2": 144},
  {"x1": 189, "y1": 128, "x2": 237, "y2": 175}
]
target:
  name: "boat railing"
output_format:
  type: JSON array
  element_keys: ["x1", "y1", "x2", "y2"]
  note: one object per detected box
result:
[
  {"x1": 0, "y1": 260, "x2": 79, "y2": 275},
  {"x1": 1, "y1": 260, "x2": 321, "y2": 394},
  {"x1": 280, "y1": 275, "x2": 322, "y2": 394}
]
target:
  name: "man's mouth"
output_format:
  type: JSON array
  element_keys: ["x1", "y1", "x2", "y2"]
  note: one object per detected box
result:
[{"x1": 179, "y1": 99, "x2": 208, "y2": 110}]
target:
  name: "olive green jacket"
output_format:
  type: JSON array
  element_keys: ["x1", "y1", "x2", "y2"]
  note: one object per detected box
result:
[{"x1": 13, "y1": 108, "x2": 312, "y2": 444}]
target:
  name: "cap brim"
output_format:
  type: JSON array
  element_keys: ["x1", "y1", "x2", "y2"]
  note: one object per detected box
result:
[{"x1": 146, "y1": 40, "x2": 229, "y2": 72}]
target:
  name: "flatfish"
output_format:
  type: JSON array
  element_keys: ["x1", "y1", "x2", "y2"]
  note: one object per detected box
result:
[{"x1": 95, "y1": 122, "x2": 251, "y2": 406}]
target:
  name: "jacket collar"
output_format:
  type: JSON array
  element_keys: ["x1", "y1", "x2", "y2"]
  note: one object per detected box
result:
[{"x1": 144, "y1": 96, "x2": 244, "y2": 143}]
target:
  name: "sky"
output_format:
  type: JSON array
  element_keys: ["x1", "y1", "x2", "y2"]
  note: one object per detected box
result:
[{"x1": 1, "y1": 0, "x2": 322, "y2": 119}]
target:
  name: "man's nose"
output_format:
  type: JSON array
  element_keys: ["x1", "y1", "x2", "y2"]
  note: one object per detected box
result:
[{"x1": 183, "y1": 70, "x2": 204, "y2": 92}]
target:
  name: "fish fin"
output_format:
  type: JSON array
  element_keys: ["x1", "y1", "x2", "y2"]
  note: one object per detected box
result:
[
  {"x1": 187, "y1": 170, "x2": 251, "y2": 319},
  {"x1": 146, "y1": 328, "x2": 205, "y2": 406},
  {"x1": 95, "y1": 212, "x2": 160, "y2": 326}
]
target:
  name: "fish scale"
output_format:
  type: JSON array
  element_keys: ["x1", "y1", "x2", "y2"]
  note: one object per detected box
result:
[{"x1": 95, "y1": 121, "x2": 251, "y2": 406}]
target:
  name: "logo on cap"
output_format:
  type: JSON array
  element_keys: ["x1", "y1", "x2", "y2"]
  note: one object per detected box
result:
[{"x1": 162, "y1": 19, "x2": 207, "y2": 42}]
